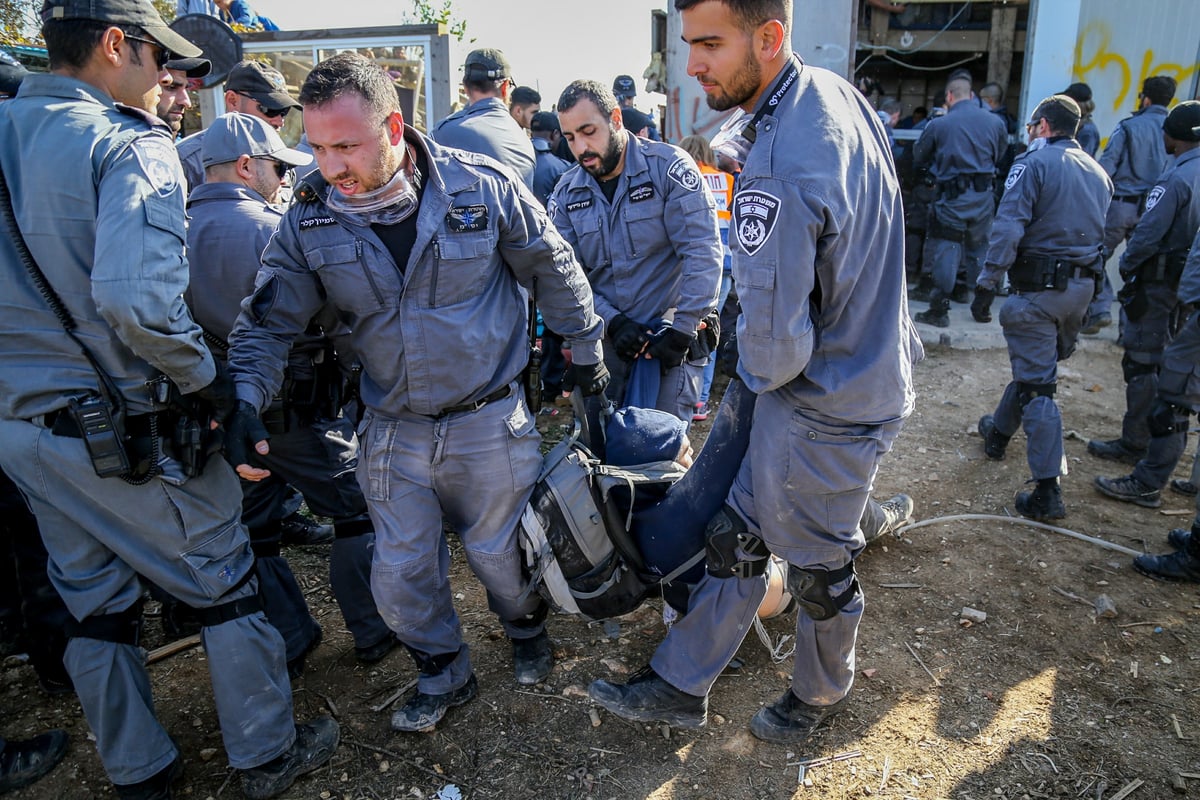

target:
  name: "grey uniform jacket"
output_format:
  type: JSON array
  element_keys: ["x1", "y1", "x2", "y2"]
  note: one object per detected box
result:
[
  {"x1": 0, "y1": 74, "x2": 213, "y2": 419},
  {"x1": 1098, "y1": 105, "x2": 1169, "y2": 197},
  {"x1": 731, "y1": 57, "x2": 921, "y2": 424},
  {"x1": 175, "y1": 129, "x2": 205, "y2": 192},
  {"x1": 913, "y1": 99, "x2": 1008, "y2": 181},
  {"x1": 1175, "y1": 226, "x2": 1200, "y2": 306},
  {"x1": 547, "y1": 131, "x2": 722, "y2": 336},
  {"x1": 431, "y1": 97, "x2": 536, "y2": 191},
  {"x1": 1119, "y1": 147, "x2": 1200, "y2": 274},
  {"x1": 532, "y1": 138, "x2": 570, "y2": 207},
  {"x1": 227, "y1": 128, "x2": 603, "y2": 417},
  {"x1": 978, "y1": 138, "x2": 1113, "y2": 287}
]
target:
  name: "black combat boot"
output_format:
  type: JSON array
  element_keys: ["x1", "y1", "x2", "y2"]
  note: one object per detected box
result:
[
  {"x1": 1086, "y1": 437, "x2": 1146, "y2": 465},
  {"x1": 914, "y1": 289, "x2": 950, "y2": 328},
  {"x1": 588, "y1": 665, "x2": 708, "y2": 728},
  {"x1": 512, "y1": 630, "x2": 554, "y2": 686},
  {"x1": 1166, "y1": 525, "x2": 1196, "y2": 550},
  {"x1": 977, "y1": 414, "x2": 1011, "y2": 460},
  {"x1": 1014, "y1": 477, "x2": 1066, "y2": 521},
  {"x1": 749, "y1": 690, "x2": 848, "y2": 744},
  {"x1": 1135, "y1": 522, "x2": 1200, "y2": 583}
]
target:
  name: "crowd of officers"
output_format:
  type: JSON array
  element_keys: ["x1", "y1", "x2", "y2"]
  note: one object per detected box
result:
[
  {"x1": 0, "y1": 0, "x2": 1196, "y2": 796},
  {"x1": 895, "y1": 62, "x2": 1200, "y2": 581}
]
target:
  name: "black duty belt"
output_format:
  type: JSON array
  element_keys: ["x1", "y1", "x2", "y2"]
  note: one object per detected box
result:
[
  {"x1": 39, "y1": 408, "x2": 162, "y2": 439},
  {"x1": 435, "y1": 385, "x2": 511, "y2": 418},
  {"x1": 1113, "y1": 194, "x2": 1143, "y2": 204}
]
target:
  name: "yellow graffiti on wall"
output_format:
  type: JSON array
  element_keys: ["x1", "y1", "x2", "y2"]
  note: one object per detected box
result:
[{"x1": 1073, "y1": 21, "x2": 1199, "y2": 112}]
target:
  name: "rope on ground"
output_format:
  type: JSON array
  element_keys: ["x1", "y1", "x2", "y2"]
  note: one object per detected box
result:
[{"x1": 892, "y1": 513, "x2": 1144, "y2": 557}]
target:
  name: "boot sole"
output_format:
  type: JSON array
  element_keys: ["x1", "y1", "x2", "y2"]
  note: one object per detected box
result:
[
  {"x1": 1094, "y1": 482, "x2": 1161, "y2": 508},
  {"x1": 1132, "y1": 558, "x2": 1200, "y2": 583}
]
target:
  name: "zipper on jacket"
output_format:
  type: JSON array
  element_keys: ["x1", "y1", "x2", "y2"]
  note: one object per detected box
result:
[
  {"x1": 429, "y1": 239, "x2": 441, "y2": 306},
  {"x1": 356, "y1": 239, "x2": 386, "y2": 307}
]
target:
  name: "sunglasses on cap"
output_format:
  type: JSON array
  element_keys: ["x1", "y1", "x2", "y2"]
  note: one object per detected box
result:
[
  {"x1": 237, "y1": 92, "x2": 290, "y2": 120},
  {"x1": 123, "y1": 34, "x2": 171, "y2": 71}
]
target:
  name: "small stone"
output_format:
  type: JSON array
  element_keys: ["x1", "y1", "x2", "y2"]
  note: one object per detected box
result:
[
  {"x1": 199, "y1": 748, "x2": 218, "y2": 762},
  {"x1": 379, "y1": 760, "x2": 390, "y2": 772},
  {"x1": 862, "y1": 668, "x2": 878, "y2": 679},
  {"x1": 711, "y1": 713, "x2": 725, "y2": 725},
  {"x1": 960, "y1": 607, "x2": 987, "y2": 624}
]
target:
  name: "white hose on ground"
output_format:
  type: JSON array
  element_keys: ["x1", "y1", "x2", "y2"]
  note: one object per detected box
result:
[{"x1": 892, "y1": 513, "x2": 1144, "y2": 557}]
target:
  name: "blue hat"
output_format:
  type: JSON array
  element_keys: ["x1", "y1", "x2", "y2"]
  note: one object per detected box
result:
[{"x1": 605, "y1": 407, "x2": 688, "y2": 467}]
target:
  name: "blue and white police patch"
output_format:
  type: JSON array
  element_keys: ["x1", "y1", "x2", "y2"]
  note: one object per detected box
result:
[
  {"x1": 629, "y1": 182, "x2": 655, "y2": 203},
  {"x1": 132, "y1": 137, "x2": 180, "y2": 196},
  {"x1": 446, "y1": 204, "x2": 489, "y2": 232},
  {"x1": 666, "y1": 157, "x2": 702, "y2": 192},
  {"x1": 1145, "y1": 185, "x2": 1166, "y2": 212},
  {"x1": 732, "y1": 189, "x2": 780, "y2": 256},
  {"x1": 1004, "y1": 163, "x2": 1026, "y2": 192}
]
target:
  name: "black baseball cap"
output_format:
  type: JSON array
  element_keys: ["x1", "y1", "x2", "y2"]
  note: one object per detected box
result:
[
  {"x1": 530, "y1": 111, "x2": 559, "y2": 133},
  {"x1": 613, "y1": 74, "x2": 636, "y2": 98},
  {"x1": 0, "y1": 49, "x2": 28, "y2": 97},
  {"x1": 621, "y1": 107, "x2": 652, "y2": 134},
  {"x1": 464, "y1": 48, "x2": 511, "y2": 82},
  {"x1": 225, "y1": 60, "x2": 300, "y2": 111},
  {"x1": 1164, "y1": 100, "x2": 1200, "y2": 142},
  {"x1": 41, "y1": 0, "x2": 202, "y2": 58},
  {"x1": 164, "y1": 56, "x2": 210, "y2": 78}
]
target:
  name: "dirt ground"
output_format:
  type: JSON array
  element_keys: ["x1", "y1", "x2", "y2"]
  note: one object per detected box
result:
[{"x1": 5, "y1": 334, "x2": 1200, "y2": 800}]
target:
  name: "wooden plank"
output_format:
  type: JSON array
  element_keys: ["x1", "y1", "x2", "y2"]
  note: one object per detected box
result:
[{"x1": 987, "y1": 5, "x2": 1019, "y2": 89}]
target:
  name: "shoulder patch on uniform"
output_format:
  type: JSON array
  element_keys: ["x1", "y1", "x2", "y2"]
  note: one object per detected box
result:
[
  {"x1": 566, "y1": 198, "x2": 593, "y2": 213},
  {"x1": 666, "y1": 157, "x2": 702, "y2": 192},
  {"x1": 732, "y1": 189, "x2": 780, "y2": 256},
  {"x1": 446, "y1": 204, "x2": 489, "y2": 232},
  {"x1": 299, "y1": 216, "x2": 337, "y2": 230},
  {"x1": 1004, "y1": 163, "x2": 1027, "y2": 192},
  {"x1": 629, "y1": 182, "x2": 655, "y2": 203},
  {"x1": 1145, "y1": 185, "x2": 1166, "y2": 212},
  {"x1": 131, "y1": 136, "x2": 180, "y2": 196}
]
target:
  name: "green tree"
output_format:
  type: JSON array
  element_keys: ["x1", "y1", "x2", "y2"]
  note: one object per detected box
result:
[
  {"x1": 0, "y1": 0, "x2": 38, "y2": 47},
  {"x1": 404, "y1": 0, "x2": 469, "y2": 42}
]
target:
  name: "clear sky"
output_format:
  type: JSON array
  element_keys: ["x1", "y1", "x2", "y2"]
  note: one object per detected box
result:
[{"x1": 251, "y1": 0, "x2": 668, "y2": 111}]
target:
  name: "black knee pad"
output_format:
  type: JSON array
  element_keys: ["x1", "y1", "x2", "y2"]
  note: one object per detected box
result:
[
  {"x1": 333, "y1": 514, "x2": 374, "y2": 539},
  {"x1": 196, "y1": 595, "x2": 263, "y2": 629},
  {"x1": 403, "y1": 644, "x2": 462, "y2": 677},
  {"x1": 705, "y1": 505, "x2": 769, "y2": 579},
  {"x1": 785, "y1": 562, "x2": 859, "y2": 621},
  {"x1": 1017, "y1": 381, "x2": 1056, "y2": 409},
  {"x1": 65, "y1": 602, "x2": 143, "y2": 646},
  {"x1": 1122, "y1": 355, "x2": 1157, "y2": 382}
]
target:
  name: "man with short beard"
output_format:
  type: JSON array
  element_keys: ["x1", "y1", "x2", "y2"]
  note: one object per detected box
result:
[
  {"x1": 225, "y1": 51, "x2": 609, "y2": 734},
  {"x1": 586, "y1": 0, "x2": 920, "y2": 745},
  {"x1": 154, "y1": 55, "x2": 208, "y2": 137},
  {"x1": 549, "y1": 79, "x2": 722, "y2": 423}
]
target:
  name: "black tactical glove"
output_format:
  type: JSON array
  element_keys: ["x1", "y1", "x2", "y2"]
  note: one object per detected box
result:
[
  {"x1": 223, "y1": 400, "x2": 270, "y2": 470},
  {"x1": 562, "y1": 360, "x2": 611, "y2": 397},
  {"x1": 608, "y1": 314, "x2": 650, "y2": 361},
  {"x1": 186, "y1": 360, "x2": 238, "y2": 427},
  {"x1": 646, "y1": 326, "x2": 695, "y2": 373},
  {"x1": 1148, "y1": 399, "x2": 1187, "y2": 438},
  {"x1": 970, "y1": 286, "x2": 996, "y2": 324},
  {"x1": 718, "y1": 332, "x2": 741, "y2": 381}
]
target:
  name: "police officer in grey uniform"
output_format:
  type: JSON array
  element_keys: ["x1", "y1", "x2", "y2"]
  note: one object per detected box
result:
[
  {"x1": 0, "y1": 2, "x2": 337, "y2": 798},
  {"x1": 972, "y1": 96, "x2": 1113, "y2": 521},
  {"x1": 1129, "y1": 224, "x2": 1200, "y2": 582},
  {"x1": 1089, "y1": 102, "x2": 1200, "y2": 485},
  {"x1": 431, "y1": 48, "x2": 536, "y2": 191},
  {"x1": 530, "y1": 111, "x2": 571, "y2": 207},
  {"x1": 187, "y1": 112, "x2": 398, "y2": 666},
  {"x1": 225, "y1": 52, "x2": 608, "y2": 733},
  {"x1": 912, "y1": 74, "x2": 1008, "y2": 327},
  {"x1": 1085, "y1": 75, "x2": 1177, "y2": 332},
  {"x1": 589, "y1": 0, "x2": 921, "y2": 744},
  {"x1": 176, "y1": 59, "x2": 300, "y2": 190},
  {"x1": 549, "y1": 79, "x2": 722, "y2": 423}
]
